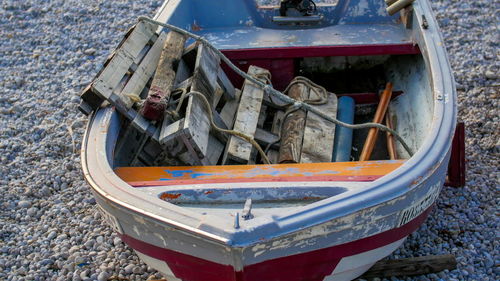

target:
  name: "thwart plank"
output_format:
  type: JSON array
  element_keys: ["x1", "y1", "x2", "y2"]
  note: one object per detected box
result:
[{"x1": 114, "y1": 160, "x2": 405, "y2": 187}]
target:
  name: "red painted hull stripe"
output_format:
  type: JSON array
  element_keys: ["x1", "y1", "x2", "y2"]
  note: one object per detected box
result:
[
  {"x1": 119, "y1": 205, "x2": 433, "y2": 281},
  {"x1": 221, "y1": 44, "x2": 421, "y2": 60},
  {"x1": 128, "y1": 175, "x2": 382, "y2": 187}
]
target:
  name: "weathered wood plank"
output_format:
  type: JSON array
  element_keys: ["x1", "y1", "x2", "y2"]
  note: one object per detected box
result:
[
  {"x1": 220, "y1": 89, "x2": 241, "y2": 128},
  {"x1": 120, "y1": 32, "x2": 168, "y2": 108},
  {"x1": 92, "y1": 21, "x2": 157, "y2": 101},
  {"x1": 360, "y1": 254, "x2": 457, "y2": 279},
  {"x1": 183, "y1": 95, "x2": 211, "y2": 160},
  {"x1": 223, "y1": 66, "x2": 270, "y2": 164},
  {"x1": 278, "y1": 83, "x2": 309, "y2": 163},
  {"x1": 140, "y1": 31, "x2": 187, "y2": 121},
  {"x1": 93, "y1": 51, "x2": 133, "y2": 100},
  {"x1": 159, "y1": 119, "x2": 184, "y2": 145},
  {"x1": 257, "y1": 105, "x2": 268, "y2": 128},
  {"x1": 196, "y1": 45, "x2": 220, "y2": 89},
  {"x1": 204, "y1": 135, "x2": 225, "y2": 165},
  {"x1": 271, "y1": 110, "x2": 285, "y2": 135},
  {"x1": 217, "y1": 67, "x2": 236, "y2": 100},
  {"x1": 254, "y1": 128, "x2": 279, "y2": 147},
  {"x1": 300, "y1": 92, "x2": 338, "y2": 163},
  {"x1": 266, "y1": 149, "x2": 280, "y2": 164},
  {"x1": 174, "y1": 59, "x2": 191, "y2": 87},
  {"x1": 180, "y1": 44, "x2": 225, "y2": 165}
]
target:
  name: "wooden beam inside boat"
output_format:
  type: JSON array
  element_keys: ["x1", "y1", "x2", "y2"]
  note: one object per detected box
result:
[{"x1": 114, "y1": 160, "x2": 405, "y2": 187}]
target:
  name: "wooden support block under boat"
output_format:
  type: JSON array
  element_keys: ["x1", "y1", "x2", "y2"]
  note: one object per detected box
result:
[
  {"x1": 360, "y1": 254, "x2": 457, "y2": 279},
  {"x1": 222, "y1": 66, "x2": 270, "y2": 165},
  {"x1": 140, "y1": 31, "x2": 187, "y2": 121}
]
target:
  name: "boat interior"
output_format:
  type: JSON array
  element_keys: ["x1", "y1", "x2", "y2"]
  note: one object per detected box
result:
[{"x1": 87, "y1": 0, "x2": 436, "y2": 222}]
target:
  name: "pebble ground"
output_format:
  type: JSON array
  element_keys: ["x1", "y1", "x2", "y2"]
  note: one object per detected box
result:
[{"x1": 0, "y1": 0, "x2": 498, "y2": 280}]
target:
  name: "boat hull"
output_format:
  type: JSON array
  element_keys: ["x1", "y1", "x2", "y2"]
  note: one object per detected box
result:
[
  {"x1": 89, "y1": 145, "x2": 446, "y2": 281},
  {"x1": 85, "y1": 106, "x2": 449, "y2": 280}
]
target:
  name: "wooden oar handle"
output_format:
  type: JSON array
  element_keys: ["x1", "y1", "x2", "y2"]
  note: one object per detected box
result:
[{"x1": 359, "y1": 82, "x2": 393, "y2": 161}]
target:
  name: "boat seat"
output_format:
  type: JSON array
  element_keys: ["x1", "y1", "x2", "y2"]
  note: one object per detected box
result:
[{"x1": 115, "y1": 160, "x2": 405, "y2": 187}]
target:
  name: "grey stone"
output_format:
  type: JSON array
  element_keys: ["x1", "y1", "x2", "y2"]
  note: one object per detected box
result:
[
  {"x1": 485, "y1": 70, "x2": 497, "y2": 79},
  {"x1": 18, "y1": 200, "x2": 31, "y2": 208},
  {"x1": 83, "y1": 48, "x2": 96, "y2": 56}
]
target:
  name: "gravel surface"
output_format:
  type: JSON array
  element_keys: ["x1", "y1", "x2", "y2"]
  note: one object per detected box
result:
[{"x1": 0, "y1": 0, "x2": 498, "y2": 280}]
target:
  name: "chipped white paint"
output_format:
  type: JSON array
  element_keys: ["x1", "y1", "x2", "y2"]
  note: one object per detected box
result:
[
  {"x1": 351, "y1": 0, "x2": 370, "y2": 17},
  {"x1": 324, "y1": 238, "x2": 406, "y2": 281},
  {"x1": 97, "y1": 205, "x2": 123, "y2": 234},
  {"x1": 154, "y1": 232, "x2": 169, "y2": 247}
]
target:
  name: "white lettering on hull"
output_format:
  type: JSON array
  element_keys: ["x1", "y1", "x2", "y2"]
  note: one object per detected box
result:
[{"x1": 397, "y1": 181, "x2": 442, "y2": 227}]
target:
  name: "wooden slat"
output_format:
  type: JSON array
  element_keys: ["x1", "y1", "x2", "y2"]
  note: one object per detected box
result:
[
  {"x1": 92, "y1": 21, "x2": 156, "y2": 100},
  {"x1": 159, "y1": 119, "x2": 184, "y2": 145},
  {"x1": 255, "y1": 128, "x2": 279, "y2": 147},
  {"x1": 119, "y1": 32, "x2": 168, "y2": 108},
  {"x1": 300, "y1": 92, "x2": 338, "y2": 163},
  {"x1": 192, "y1": 44, "x2": 220, "y2": 103},
  {"x1": 174, "y1": 59, "x2": 191, "y2": 87},
  {"x1": 217, "y1": 67, "x2": 236, "y2": 100},
  {"x1": 266, "y1": 149, "x2": 280, "y2": 164},
  {"x1": 271, "y1": 110, "x2": 285, "y2": 135},
  {"x1": 360, "y1": 254, "x2": 457, "y2": 279},
  {"x1": 223, "y1": 66, "x2": 269, "y2": 164},
  {"x1": 180, "y1": 44, "x2": 224, "y2": 165},
  {"x1": 257, "y1": 105, "x2": 267, "y2": 128},
  {"x1": 204, "y1": 135, "x2": 225, "y2": 165},
  {"x1": 220, "y1": 89, "x2": 241, "y2": 128}
]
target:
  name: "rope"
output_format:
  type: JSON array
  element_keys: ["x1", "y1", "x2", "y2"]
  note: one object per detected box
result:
[
  {"x1": 137, "y1": 16, "x2": 415, "y2": 156},
  {"x1": 174, "y1": 91, "x2": 271, "y2": 164},
  {"x1": 283, "y1": 76, "x2": 328, "y2": 105}
]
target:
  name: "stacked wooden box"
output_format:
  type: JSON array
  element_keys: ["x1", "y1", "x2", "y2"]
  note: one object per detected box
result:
[{"x1": 79, "y1": 22, "x2": 338, "y2": 167}]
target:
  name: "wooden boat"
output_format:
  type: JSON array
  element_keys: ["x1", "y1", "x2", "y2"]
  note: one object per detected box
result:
[{"x1": 79, "y1": 0, "x2": 457, "y2": 280}]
